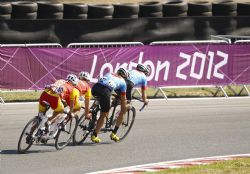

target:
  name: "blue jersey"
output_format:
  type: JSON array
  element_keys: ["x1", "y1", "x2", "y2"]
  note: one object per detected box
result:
[
  {"x1": 98, "y1": 73, "x2": 127, "y2": 93},
  {"x1": 128, "y1": 70, "x2": 147, "y2": 88}
]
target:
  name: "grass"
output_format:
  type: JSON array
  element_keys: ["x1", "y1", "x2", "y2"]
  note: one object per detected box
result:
[
  {"x1": 0, "y1": 90, "x2": 42, "y2": 102},
  {"x1": 1, "y1": 85, "x2": 249, "y2": 102},
  {"x1": 144, "y1": 158, "x2": 250, "y2": 174}
]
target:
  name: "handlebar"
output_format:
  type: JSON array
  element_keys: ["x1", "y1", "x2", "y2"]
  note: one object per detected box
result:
[
  {"x1": 132, "y1": 96, "x2": 147, "y2": 112},
  {"x1": 109, "y1": 94, "x2": 148, "y2": 111},
  {"x1": 132, "y1": 96, "x2": 143, "y2": 102},
  {"x1": 139, "y1": 103, "x2": 147, "y2": 112}
]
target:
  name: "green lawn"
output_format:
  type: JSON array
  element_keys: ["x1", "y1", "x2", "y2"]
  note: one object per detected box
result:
[
  {"x1": 145, "y1": 158, "x2": 250, "y2": 174},
  {"x1": 1, "y1": 85, "x2": 250, "y2": 102}
]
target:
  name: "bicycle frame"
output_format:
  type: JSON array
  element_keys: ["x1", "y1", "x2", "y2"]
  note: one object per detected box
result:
[{"x1": 73, "y1": 94, "x2": 143, "y2": 144}]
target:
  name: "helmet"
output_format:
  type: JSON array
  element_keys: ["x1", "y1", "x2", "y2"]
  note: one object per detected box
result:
[
  {"x1": 136, "y1": 64, "x2": 150, "y2": 76},
  {"x1": 117, "y1": 67, "x2": 129, "y2": 79},
  {"x1": 54, "y1": 86, "x2": 64, "y2": 94},
  {"x1": 79, "y1": 71, "x2": 90, "y2": 81},
  {"x1": 66, "y1": 74, "x2": 79, "y2": 86}
]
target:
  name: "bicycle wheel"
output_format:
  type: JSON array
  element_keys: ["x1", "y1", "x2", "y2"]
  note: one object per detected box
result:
[
  {"x1": 55, "y1": 116, "x2": 78, "y2": 150},
  {"x1": 73, "y1": 114, "x2": 92, "y2": 145},
  {"x1": 116, "y1": 107, "x2": 136, "y2": 141},
  {"x1": 17, "y1": 117, "x2": 40, "y2": 153}
]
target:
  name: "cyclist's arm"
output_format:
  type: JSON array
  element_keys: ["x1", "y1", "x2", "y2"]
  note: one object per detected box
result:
[
  {"x1": 84, "y1": 87, "x2": 91, "y2": 117},
  {"x1": 120, "y1": 81, "x2": 127, "y2": 111},
  {"x1": 69, "y1": 88, "x2": 78, "y2": 114},
  {"x1": 120, "y1": 93, "x2": 127, "y2": 112},
  {"x1": 141, "y1": 87, "x2": 148, "y2": 105},
  {"x1": 141, "y1": 77, "x2": 148, "y2": 105}
]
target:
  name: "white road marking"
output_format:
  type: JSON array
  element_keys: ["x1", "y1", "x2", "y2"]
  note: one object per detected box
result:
[{"x1": 86, "y1": 154, "x2": 250, "y2": 174}]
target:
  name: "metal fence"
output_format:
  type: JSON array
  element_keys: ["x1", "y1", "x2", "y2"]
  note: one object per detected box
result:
[
  {"x1": 1, "y1": 39, "x2": 250, "y2": 104},
  {"x1": 149, "y1": 40, "x2": 231, "y2": 100},
  {"x1": 67, "y1": 42, "x2": 144, "y2": 48},
  {"x1": 0, "y1": 43, "x2": 62, "y2": 48},
  {"x1": 150, "y1": 40, "x2": 229, "y2": 45},
  {"x1": 211, "y1": 35, "x2": 250, "y2": 44},
  {"x1": 0, "y1": 43, "x2": 62, "y2": 103}
]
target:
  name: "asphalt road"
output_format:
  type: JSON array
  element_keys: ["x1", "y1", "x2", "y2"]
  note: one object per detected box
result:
[{"x1": 1, "y1": 97, "x2": 250, "y2": 174}]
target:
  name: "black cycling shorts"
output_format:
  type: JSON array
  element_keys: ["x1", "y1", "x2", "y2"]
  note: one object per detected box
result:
[
  {"x1": 126, "y1": 80, "x2": 134, "y2": 102},
  {"x1": 91, "y1": 83, "x2": 112, "y2": 112},
  {"x1": 114, "y1": 80, "x2": 134, "y2": 102}
]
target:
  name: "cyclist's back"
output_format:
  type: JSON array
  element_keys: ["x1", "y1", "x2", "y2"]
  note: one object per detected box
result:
[
  {"x1": 98, "y1": 73, "x2": 126, "y2": 92},
  {"x1": 62, "y1": 81, "x2": 79, "y2": 105},
  {"x1": 128, "y1": 69, "x2": 147, "y2": 87},
  {"x1": 39, "y1": 79, "x2": 66, "y2": 114},
  {"x1": 75, "y1": 80, "x2": 91, "y2": 98}
]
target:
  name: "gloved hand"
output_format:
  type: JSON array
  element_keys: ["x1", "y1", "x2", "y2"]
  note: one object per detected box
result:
[
  {"x1": 126, "y1": 103, "x2": 132, "y2": 110},
  {"x1": 144, "y1": 99, "x2": 149, "y2": 106},
  {"x1": 69, "y1": 112, "x2": 75, "y2": 118},
  {"x1": 85, "y1": 113, "x2": 92, "y2": 120}
]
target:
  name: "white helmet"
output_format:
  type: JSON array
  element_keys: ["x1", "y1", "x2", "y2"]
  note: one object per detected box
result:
[
  {"x1": 79, "y1": 71, "x2": 90, "y2": 81},
  {"x1": 66, "y1": 74, "x2": 79, "y2": 86}
]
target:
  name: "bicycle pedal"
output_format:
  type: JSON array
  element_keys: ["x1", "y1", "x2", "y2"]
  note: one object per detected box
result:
[{"x1": 41, "y1": 139, "x2": 48, "y2": 144}]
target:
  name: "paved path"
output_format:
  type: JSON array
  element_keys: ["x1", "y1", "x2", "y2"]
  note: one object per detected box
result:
[{"x1": 1, "y1": 97, "x2": 250, "y2": 174}]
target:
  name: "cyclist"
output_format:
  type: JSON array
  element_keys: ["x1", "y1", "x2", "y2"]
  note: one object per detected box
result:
[
  {"x1": 26, "y1": 79, "x2": 66, "y2": 144},
  {"x1": 38, "y1": 79, "x2": 66, "y2": 126},
  {"x1": 45, "y1": 74, "x2": 80, "y2": 127},
  {"x1": 76, "y1": 71, "x2": 92, "y2": 120},
  {"x1": 110, "y1": 64, "x2": 149, "y2": 141},
  {"x1": 25, "y1": 74, "x2": 79, "y2": 144},
  {"x1": 90, "y1": 69, "x2": 128, "y2": 143},
  {"x1": 126, "y1": 63, "x2": 150, "y2": 105}
]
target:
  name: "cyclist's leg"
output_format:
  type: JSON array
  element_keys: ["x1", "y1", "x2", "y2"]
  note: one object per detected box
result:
[
  {"x1": 29, "y1": 91, "x2": 49, "y2": 134},
  {"x1": 45, "y1": 94, "x2": 65, "y2": 129},
  {"x1": 112, "y1": 81, "x2": 134, "y2": 141},
  {"x1": 72, "y1": 92, "x2": 81, "y2": 118},
  {"x1": 112, "y1": 81, "x2": 134, "y2": 136},
  {"x1": 125, "y1": 80, "x2": 134, "y2": 104},
  {"x1": 38, "y1": 90, "x2": 50, "y2": 115},
  {"x1": 111, "y1": 95, "x2": 128, "y2": 142},
  {"x1": 91, "y1": 84, "x2": 111, "y2": 143}
]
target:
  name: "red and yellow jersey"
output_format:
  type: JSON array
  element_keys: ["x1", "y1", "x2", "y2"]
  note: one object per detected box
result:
[
  {"x1": 62, "y1": 82, "x2": 79, "y2": 105},
  {"x1": 75, "y1": 80, "x2": 91, "y2": 99}
]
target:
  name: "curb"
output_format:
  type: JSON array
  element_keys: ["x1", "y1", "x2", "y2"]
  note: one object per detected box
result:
[
  {"x1": 2, "y1": 96, "x2": 250, "y2": 105},
  {"x1": 87, "y1": 154, "x2": 250, "y2": 174}
]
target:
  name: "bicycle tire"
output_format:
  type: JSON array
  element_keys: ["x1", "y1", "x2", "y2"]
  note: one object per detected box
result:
[
  {"x1": 73, "y1": 114, "x2": 92, "y2": 145},
  {"x1": 116, "y1": 106, "x2": 136, "y2": 141},
  {"x1": 55, "y1": 116, "x2": 78, "y2": 150},
  {"x1": 17, "y1": 117, "x2": 39, "y2": 153}
]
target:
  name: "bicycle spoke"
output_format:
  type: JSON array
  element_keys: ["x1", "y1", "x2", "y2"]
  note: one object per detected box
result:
[
  {"x1": 73, "y1": 115, "x2": 92, "y2": 145},
  {"x1": 116, "y1": 107, "x2": 136, "y2": 141},
  {"x1": 55, "y1": 117, "x2": 78, "y2": 150},
  {"x1": 18, "y1": 117, "x2": 40, "y2": 153}
]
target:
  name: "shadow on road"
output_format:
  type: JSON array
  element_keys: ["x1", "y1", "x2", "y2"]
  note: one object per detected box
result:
[
  {"x1": 1, "y1": 141, "x2": 115, "y2": 155},
  {"x1": 1, "y1": 149, "x2": 55, "y2": 155},
  {"x1": 71, "y1": 141, "x2": 114, "y2": 146}
]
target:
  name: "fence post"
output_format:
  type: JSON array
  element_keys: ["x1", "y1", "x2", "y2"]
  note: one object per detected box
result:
[
  {"x1": 226, "y1": 85, "x2": 238, "y2": 96},
  {"x1": 0, "y1": 97, "x2": 4, "y2": 104},
  {"x1": 238, "y1": 85, "x2": 250, "y2": 96},
  {"x1": 132, "y1": 88, "x2": 142, "y2": 97},
  {"x1": 0, "y1": 89, "x2": 4, "y2": 104},
  {"x1": 214, "y1": 86, "x2": 228, "y2": 97},
  {"x1": 159, "y1": 87, "x2": 168, "y2": 100}
]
